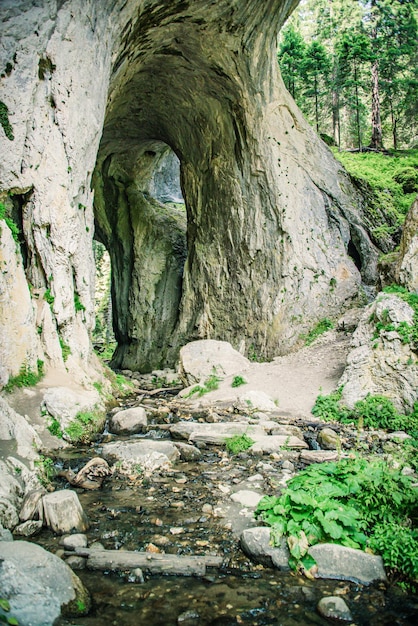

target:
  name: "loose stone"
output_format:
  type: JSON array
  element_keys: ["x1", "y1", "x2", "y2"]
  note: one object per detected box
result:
[{"x1": 317, "y1": 596, "x2": 353, "y2": 621}]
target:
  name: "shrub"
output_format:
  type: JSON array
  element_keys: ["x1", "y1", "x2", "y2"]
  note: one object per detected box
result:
[
  {"x1": 393, "y1": 167, "x2": 418, "y2": 194},
  {"x1": 185, "y1": 373, "x2": 222, "y2": 398},
  {"x1": 232, "y1": 375, "x2": 246, "y2": 388},
  {"x1": 255, "y1": 457, "x2": 418, "y2": 580},
  {"x1": 34, "y1": 455, "x2": 55, "y2": 487}
]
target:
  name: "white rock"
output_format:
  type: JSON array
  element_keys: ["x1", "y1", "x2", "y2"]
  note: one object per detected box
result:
[
  {"x1": 179, "y1": 340, "x2": 250, "y2": 386},
  {"x1": 42, "y1": 490, "x2": 89, "y2": 534},
  {"x1": 230, "y1": 490, "x2": 262, "y2": 508},
  {"x1": 234, "y1": 391, "x2": 277, "y2": 412},
  {"x1": 109, "y1": 407, "x2": 147, "y2": 435}
]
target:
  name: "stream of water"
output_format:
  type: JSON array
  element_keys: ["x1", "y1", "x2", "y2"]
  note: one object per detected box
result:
[{"x1": 29, "y1": 391, "x2": 418, "y2": 626}]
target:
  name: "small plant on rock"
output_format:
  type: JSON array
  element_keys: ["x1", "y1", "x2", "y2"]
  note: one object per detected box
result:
[
  {"x1": 34, "y1": 455, "x2": 55, "y2": 487},
  {"x1": 232, "y1": 375, "x2": 247, "y2": 388},
  {"x1": 225, "y1": 433, "x2": 255, "y2": 454},
  {"x1": 303, "y1": 318, "x2": 334, "y2": 346}
]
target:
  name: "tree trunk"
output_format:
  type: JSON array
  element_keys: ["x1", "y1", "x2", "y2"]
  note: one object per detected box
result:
[
  {"x1": 354, "y1": 63, "x2": 362, "y2": 151},
  {"x1": 370, "y1": 58, "x2": 383, "y2": 150},
  {"x1": 314, "y1": 74, "x2": 319, "y2": 133}
]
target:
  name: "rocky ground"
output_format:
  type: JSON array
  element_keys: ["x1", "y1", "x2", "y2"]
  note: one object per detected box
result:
[{"x1": 2, "y1": 321, "x2": 418, "y2": 625}]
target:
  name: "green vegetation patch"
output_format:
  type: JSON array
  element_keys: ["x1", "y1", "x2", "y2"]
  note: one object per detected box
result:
[
  {"x1": 225, "y1": 433, "x2": 255, "y2": 454},
  {"x1": 231, "y1": 375, "x2": 247, "y2": 388},
  {"x1": 334, "y1": 149, "x2": 418, "y2": 218},
  {"x1": 255, "y1": 456, "x2": 418, "y2": 582},
  {"x1": 0, "y1": 202, "x2": 19, "y2": 243},
  {"x1": 0, "y1": 598, "x2": 19, "y2": 625},
  {"x1": 303, "y1": 318, "x2": 334, "y2": 346},
  {"x1": 185, "y1": 373, "x2": 222, "y2": 398},
  {"x1": 4, "y1": 360, "x2": 44, "y2": 392},
  {"x1": 64, "y1": 410, "x2": 105, "y2": 445},
  {"x1": 312, "y1": 387, "x2": 418, "y2": 435},
  {"x1": 34, "y1": 455, "x2": 55, "y2": 488}
]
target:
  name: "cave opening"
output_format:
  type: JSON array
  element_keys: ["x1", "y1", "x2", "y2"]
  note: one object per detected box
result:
[{"x1": 93, "y1": 141, "x2": 188, "y2": 372}]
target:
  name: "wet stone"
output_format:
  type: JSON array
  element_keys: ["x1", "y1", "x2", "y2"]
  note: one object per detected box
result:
[
  {"x1": 317, "y1": 427, "x2": 341, "y2": 450},
  {"x1": 317, "y1": 596, "x2": 353, "y2": 621}
]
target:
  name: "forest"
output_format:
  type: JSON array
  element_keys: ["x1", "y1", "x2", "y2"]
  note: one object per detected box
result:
[{"x1": 278, "y1": 0, "x2": 418, "y2": 151}]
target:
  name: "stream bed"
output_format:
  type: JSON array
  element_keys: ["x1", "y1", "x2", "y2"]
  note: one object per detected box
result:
[{"x1": 30, "y1": 389, "x2": 418, "y2": 625}]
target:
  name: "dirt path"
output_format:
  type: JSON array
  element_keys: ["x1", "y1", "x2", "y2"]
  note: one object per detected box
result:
[{"x1": 193, "y1": 330, "x2": 351, "y2": 416}]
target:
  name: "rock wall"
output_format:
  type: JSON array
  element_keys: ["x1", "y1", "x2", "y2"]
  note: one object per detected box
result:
[{"x1": 1, "y1": 0, "x2": 381, "y2": 377}]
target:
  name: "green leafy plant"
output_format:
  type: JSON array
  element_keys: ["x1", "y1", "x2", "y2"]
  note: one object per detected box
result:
[
  {"x1": 0, "y1": 597, "x2": 19, "y2": 624},
  {"x1": 255, "y1": 457, "x2": 418, "y2": 580},
  {"x1": 34, "y1": 455, "x2": 55, "y2": 487},
  {"x1": 312, "y1": 388, "x2": 418, "y2": 436},
  {"x1": 4, "y1": 360, "x2": 44, "y2": 392},
  {"x1": 225, "y1": 433, "x2": 255, "y2": 454},
  {"x1": 185, "y1": 373, "x2": 222, "y2": 398},
  {"x1": 231, "y1": 375, "x2": 247, "y2": 388},
  {"x1": 303, "y1": 318, "x2": 334, "y2": 346},
  {"x1": 43, "y1": 289, "x2": 54, "y2": 306}
]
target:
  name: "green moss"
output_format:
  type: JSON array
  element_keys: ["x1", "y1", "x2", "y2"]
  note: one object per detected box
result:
[
  {"x1": 0, "y1": 202, "x2": 20, "y2": 243},
  {"x1": 43, "y1": 289, "x2": 54, "y2": 306},
  {"x1": 0, "y1": 101, "x2": 14, "y2": 140}
]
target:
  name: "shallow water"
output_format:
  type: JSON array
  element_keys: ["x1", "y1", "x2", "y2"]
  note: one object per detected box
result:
[{"x1": 31, "y1": 396, "x2": 418, "y2": 626}]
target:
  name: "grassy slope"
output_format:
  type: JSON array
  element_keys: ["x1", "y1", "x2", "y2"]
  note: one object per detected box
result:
[{"x1": 333, "y1": 149, "x2": 418, "y2": 218}]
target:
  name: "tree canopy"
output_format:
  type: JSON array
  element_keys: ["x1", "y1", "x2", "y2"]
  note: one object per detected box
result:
[{"x1": 278, "y1": 0, "x2": 418, "y2": 150}]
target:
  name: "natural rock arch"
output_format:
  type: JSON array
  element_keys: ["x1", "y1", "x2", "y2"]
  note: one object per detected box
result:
[{"x1": 0, "y1": 0, "x2": 379, "y2": 381}]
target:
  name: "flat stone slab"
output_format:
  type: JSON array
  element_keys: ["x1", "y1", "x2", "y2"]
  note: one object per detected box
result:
[
  {"x1": 170, "y1": 421, "x2": 266, "y2": 444},
  {"x1": 101, "y1": 440, "x2": 180, "y2": 465},
  {"x1": 250, "y1": 435, "x2": 308, "y2": 453},
  {"x1": 300, "y1": 450, "x2": 339, "y2": 464},
  {"x1": 230, "y1": 490, "x2": 263, "y2": 508},
  {"x1": 240, "y1": 527, "x2": 290, "y2": 570},
  {"x1": 308, "y1": 543, "x2": 387, "y2": 585}
]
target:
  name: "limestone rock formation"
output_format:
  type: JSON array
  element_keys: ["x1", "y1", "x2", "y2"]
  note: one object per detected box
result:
[
  {"x1": 339, "y1": 293, "x2": 418, "y2": 412},
  {"x1": 396, "y1": 195, "x2": 418, "y2": 293},
  {"x1": 0, "y1": 0, "x2": 381, "y2": 380}
]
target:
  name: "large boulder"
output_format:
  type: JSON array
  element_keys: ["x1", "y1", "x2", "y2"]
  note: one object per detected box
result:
[
  {"x1": 308, "y1": 543, "x2": 386, "y2": 585},
  {"x1": 108, "y1": 407, "x2": 148, "y2": 435},
  {"x1": 0, "y1": 540, "x2": 90, "y2": 625},
  {"x1": 179, "y1": 340, "x2": 250, "y2": 386},
  {"x1": 42, "y1": 386, "x2": 102, "y2": 431},
  {"x1": 339, "y1": 293, "x2": 418, "y2": 412},
  {"x1": 0, "y1": 396, "x2": 41, "y2": 460}
]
